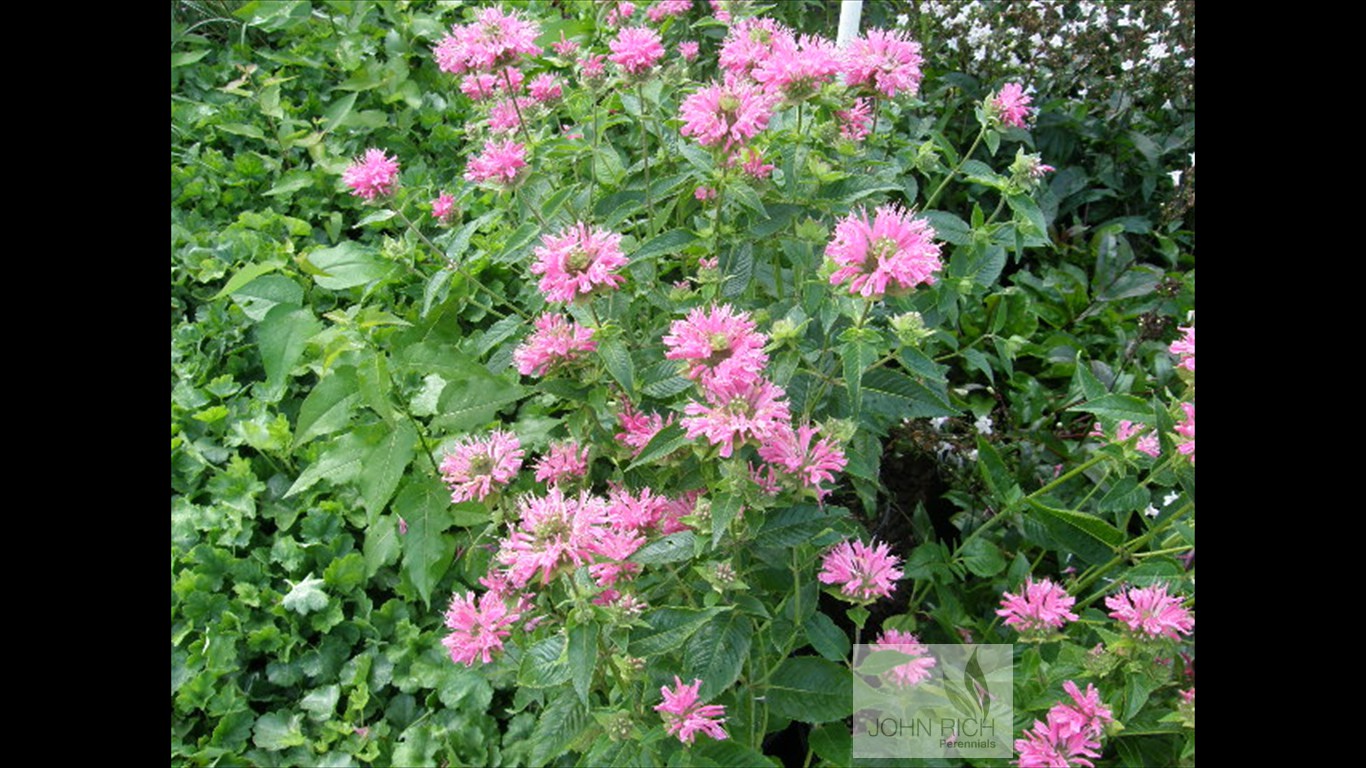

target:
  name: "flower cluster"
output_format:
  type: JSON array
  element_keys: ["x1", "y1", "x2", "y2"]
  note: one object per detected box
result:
[
  {"x1": 991, "y1": 82, "x2": 1035, "y2": 129},
  {"x1": 513, "y1": 313, "x2": 598, "y2": 377},
  {"x1": 818, "y1": 538, "x2": 903, "y2": 602},
  {"x1": 1090, "y1": 419, "x2": 1160, "y2": 458},
  {"x1": 655, "y1": 676, "x2": 728, "y2": 745},
  {"x1": 439, "y1": 430, "x2": 524, "y2": 504},
  {"x1": 1175, "y1": 401, "x2": 1195, "y2": 463},
  {"x1": 430, "y1": 191, "x2": 456, "y2": 222},
  {"x1": 646, "y1": 0, "x2": 693, "y2": 25},
  {"x1": 870, "y1": 629, "x2": 937, "y2": 687},
  {"x1": 608, "y1": 26, "x2": 665, "y2": 76},
  {"x1": 498, "y1": 487, "x2": 609, "y2": 587},
  {"x1": 826, "y1": 204, "x2": 943, "y2": 299},
  {"x1": 442, "y1": 590, "x2": 523, "y2": 667},
  {"x1": 342, "y1": 148, "x2": 400, "y2": 201},
  {"x1": 464, "y1": 139, "x2": 528, "y2": 188},
  {"x1": 750, "y1": 32, "x2": 840, "y2": 101},
  {"x1": 663, "y1": 304, "x2": 769, "y2": 390},
  {"x1": 533, "y1": 441, "x2": 591, "y2": 486},
  {"x1": 757, "y1": 422, "x2": 848, "y2": 497},
  {"x1": 678, "y1": 77, "x2": 775, "y2": 153},
  {"x1": 841, "y1": 28, "x2": 924, "y2": 99},
  {"x1": 1170, "y1": 324, "x2": 1195, "y2": 372},
  {"x1": 997, "y1": 577, "x2": 1079, "y2": 638},
  {"x1": 836, "y1": 98, "x2": 874, "y2": 142},
  {"x1": 682, "y1": 378, "x2": 791, "y2": 459},
  {"x1": 615, "y1": 399, "x2": 675, "y2": 455},
  {"x1": 1105, "y1": 583, "x2": 1194, "y2": 640},
  {"x1": 1015, "y1": 681, "x2": 1114, "y2": 768},
  {"x1": 433, "y1": 6, "x2": 541, "y2": 75},
  {"x1": 530, "y1": 222, "x2": 628, "y2": 303}
]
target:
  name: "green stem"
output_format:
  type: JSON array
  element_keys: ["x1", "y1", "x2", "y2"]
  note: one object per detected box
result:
[
  {"x1": 502, "y1": 68, "x2": 535, "y2": 148},
  {"x1": 1072, "y1": 501, "x2": 1194, "y2": 601},
  {"x1": 637, "y1": 83, "x2": 653, "y2": 229},
  {"x1": 393, "y1": 207, "x2": 526, "y2": 320},
  {"x1": 924, "y1": 125, "x2": 987, "y2": 210}
]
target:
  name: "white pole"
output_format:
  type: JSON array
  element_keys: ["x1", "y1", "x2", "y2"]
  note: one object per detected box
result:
[{"x1": 837, "y1": 0, "x2": 863, "y2": 47}]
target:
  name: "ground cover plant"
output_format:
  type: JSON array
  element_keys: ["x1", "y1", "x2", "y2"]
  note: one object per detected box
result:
[{"x1": 171, "y1": 1, "x2": 1195, "y2": 765}]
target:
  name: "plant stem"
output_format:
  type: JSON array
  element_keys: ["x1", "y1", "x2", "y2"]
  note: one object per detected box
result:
[
  {"x1": 394, "y1": 207, "x2": 529, "y2": 321},
  {"x1": 924, "y1": 125, "x2": 986, "y2": 210},
  {"x1": 637, "y1": 83, "x2": 653, "y2": 228},
  {"x1": 502, "y1": 68, "x2": 534, "y2": 148}
]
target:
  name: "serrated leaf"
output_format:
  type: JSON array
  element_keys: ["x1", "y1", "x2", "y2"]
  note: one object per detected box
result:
[
  {"x1": 808, "y1": 723, "x2": 852, "y2": 767},
  {"x1": 976, "y1": 437, "x2": 1020, "y2": 504},
  {"x1": 435, "y1": 373, "x2": 526, "y2": 432},
  {"x1": 693, "y1": 739, "x2": 780, "y2": 767},
  {"x1": 1027, "y1": 498, "x2": 1124, "y2": 558},
  {"x1": 293, "y1": 367, "x2": 360, "y2": 449},
  {"x1": 569, "y1": 622, "x2": 598, "y2": 705},
  {"x1": 264, "y1": 172, "x2": 314, "y2": 198},
  {"x1": 1007, "y1": 193, "x2": 1049, "y2": 241},
  {"x1": 631, "y1": 607, "x2": 726, "y2": 656},
  {"x1": 529, "y1": 689, "x2": 591, "y2": 766},
  {"x1": 396, "y1": 475, "x2": 455, "y2": 605},
  {"x1": 360, "y1": 421, "x2": 417, "y2": 523},
  {"x1": 626, "y1": 422, "x2": 689, "y2": 470},
  {"x1": 285, "y1": 432, "x2": 367, "y2": 497},
  {"x1": 961, "y1": 537, "x2": 1006, "y2": 577},
  {"x1": 363, "y1": 515, "x2": 400, "y2": 577},
  {"x1": 684, "y1": 613, "x2": 752, "y2": 700},
  {"x1": 803, "y1": 611, "x2": 850, "y2": 662},
  {"x1": 720, "y1": 242, "x2": 753, "y2": 299},
  {"x1": 230, "y1": 274, "x2": 304, "y2": 322},
  {"x1": 920, "y1": 210, "x2": 971, "y2": 245},
  {"x1": 861, "y1": 367, "x2": 956, "y2": 423},
  {"x1": 307, "y1": 242, "x2": 393, "y2": 290},
  {"x1": 755, "y1": 505, "x2": 849, "y2": 549},
  {"x1": 519, "y1": 635, "x2": 571, "y2": 688},
  {"x1": 1097, "y1": 476, "x2": 1149, "y2": 514},
  {"x1": 356, "y1": 351, "x2": 393, "y2": 422},
  {"x1": 631, "y1": 531, "x2": 697, "y2": 565},
  {"x1": 1071, "y1": 394, "x2": 1153, "y2": 425},
  {"x1": 711, "y1": 493, "x2": 742, "y2": 549},
  {"x1": 257, "y1": 304, "x2": 320, "y2": 393},
  {"x1": 597, "y1": 335, "x2": 635, "y2": 398},
  {"x1": 171, "y1": 49, "x2": 211, "y2": 67},
  {"x1": 766, "y1": 657, "x2": 850, "y2": 723},
  {"x1": 282, "y1": 575, "x2": 328, "y2": 615},
  {"x1": 634, "y1": 229, "x2": 698, "y2": 263},
  {"x1": 217, "y1": 122, "x2": 265, "y2": 139},
  {"x1": 321, "y1": 92, "x2": 357, "y2": 134}
]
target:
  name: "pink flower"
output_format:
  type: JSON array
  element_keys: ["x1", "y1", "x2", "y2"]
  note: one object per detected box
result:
[
  {"x1": 606, "y1": 484, "x2": 668, "y2": 531},
  {"x1": 342, "y1": 148, "x2": 400, "y2": 201},
  {"x1": 870, "y1": 629, "x2": 937, "y2": 687},
  {"x1": 1052, "y1": 681, "x2": 1114, "y2": 739},
  {"x1": 498, "y1": 488, "x2": 609, "y2": 587},
  {"x1": 1175, "y1": 402, "x2": 1195, "y2": 463},
  {"x1": 842, "y1": 28, "x2": 924, "y2": 99},
  {"x1": 1115, "y1": 420, "x2": 1161, "y2": 458},
  {"x1": 432, "y1": 6, "x2": 541, "y2": 75},
  {"x1": 605, "y1": 1, "x2": 636, "y2": 28},
  {"x1": 751, "y1": 32, "x2": 840, "y2": 100},
  {"x1": 682, "y1": 378, "x2": 791, "y2": 458},
  {"x1": 648, "y1": 0, "x2": 693, "y2": 24},
  {"x1": 663, "y1": 304, "x2": 769, "y2": 390},
  {"x1": 998, "y1": 578, "x2": 1079, "y2": 637},
  {"x1": 579, "y1": 53, "x2": 607, "y2": 81},
  {"x1": 552, "y1": 31, "x2": 580, "y2": 57},
  {"x1": 431, "y1": 192, "x2": 456, "y2": 222},
  {"x1": 615, "y1": 400, "x2": 675, "y2": 456},
  {"x1": 826, "y1": 204, "x2": 943, "y2": 299},
  {"x1": 530, "y1": 222, "x2": 629, "y2": 303},
  {"x1": 655, "y1": 676, "x2": 728, "y2": 745},
  {"x1": 678, "y1": 78, "x2": 776, "y2": 152},
  {"x1": 442, "y1": 590, "x2": 522, "y2": 666},
  {"x1": 464, "y1": 139, "x2": 528, "y2": 188},
  {"x1": 1105, "y1": 584, "x2": 1194, "y2": 640},
  {"x1": 586, "y1": 526, "x2": 646, "y2": 586},
  {"x1": 608, "y1": 26, "x2": 665, "y2": 76},
  {"x1": 992, "y1": 82, "x2": 1034, "y2": 129},
  {"x1": 488, "y1": 96, "x2": 535, "y2": 134},
  {"x1": 460, "y1": 68, "x2": 522, "y2": 101},
  {"x1": 695, "y1": 186, "x2": 717, "y2": 200},
  {"x1": 709, "y1": 0, "x2": 730, "y2": 23},
  {"x1": 837, "y1": 98, "x2": 874, "y2": 142},
  {"x1": 1015, "y1": 717, "x2": 1102, "y2": 768},
  {"x1": 738, "y1": 146, "x2": 774, "y2": 179},
  {"x1": 514, "y1": 313, "x2": 598, "y2": 377},
  {"x1": 1170, "y1": 325, "x2": 1195, "y2": 373},
  {"x1": 818, "y1": 538, "x2": 903, "y2": 602},
  {"x1": 757, "y1": 422, "x2": 847, "y2": 495},
  {"x1": 439, "y1": 430, "x2": 524, "y2": 503},
  {"x1": 678, "y1": 40, "x2": 700, "y2": 60},
  {"x1": 533, "y1": 440, "x2": 591, "y2": 486},
  {"x1": 718, "y1": 17, "x2": 788, "y2": 78},
  {"x1": 528, "y1": 73, "x2": 563, "y2": 103}
]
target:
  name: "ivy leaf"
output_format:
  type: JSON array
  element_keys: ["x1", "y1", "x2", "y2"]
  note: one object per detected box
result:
[
  {"x1": 281, "y1": 575, "x2": 328, "y2": 615},
  {"x1": 252, "y1": 711, "x2": 306, "y2": 751}
]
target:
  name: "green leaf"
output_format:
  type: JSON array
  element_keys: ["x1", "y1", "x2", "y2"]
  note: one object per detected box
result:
[
  {"x1": 435, "y1": 372, "x2": 526, "y2": 432},
  {"x1": 634, "y1": 229, "x2": 698, "y2": 263},
  {"x1": 711, "y1": 493, "x2": 742, "y2": 549},
  {"x1": 1071, "y1": 394, "x2": 1153, "y2": 425},
  {"x1": 961, "y1": 537, "x2": 1006, "y2": 577},
  {"x1": 808, "y1": 723, "x2": 852, "y2": 767},
  {"x1": 766, "y1": 657, "x2": 850, "y2": 723},
  {"x1": 803, "y1": 611, "x2": 851, "y2": 662},
  {"x1": 256, "y1": 304, "x2": 320, "y2": 393},
  {"x1": 356, "y1": 351, "x2": 394, "y2": 422},
  {"x1": 301, "y1": 684, "x2": 340, "y2": 721},
  {"x1": 519, "y1": 635, "x2": 571, "y2": 688},
  {"x1": 217, "y1": 122, "x2": 265, "y2": 139},
  {"x1": 683, "y1": 613, "x2": 752, "y2": 700},
  {"x1": 1027, "y1": 498, "x2": 1124, "y2": 562},
  {"x1": 631, "y1": 606, "x2": 727, "y2": 656},
  {"x1": 1007, "y1": 193, "x2": 1050, "y2": 241},
  {"x1": 1098, "y1": 476, "x2": 1149, "y2": 515},
  {"x1": 631, "y1": 531, "x2": 697, "y2": 565},
  {"x1": 529, "y1": 689, "x2": 591, "y2": 767},
  {"x1": 252, "y1": 711, "x2": 306, "y2": 751},
  {"x1": 755, "y1": 505, "x2": 850, "y2": 549},
  {"x1": 307, "y1": 242, "x2": 393, "y2": 290},
  {"x1": 861, "y1": 367, "x2": 956, "y2": 423},
  {"x1": 626, "y1": 422, "x2": 689, "y2": 470},
  {"x1": 171, "y1": 49, "x2": 211, "y2": 67},
  {"x1": 693, "y1": 740, "x2": 780, "y2": 767},
  {"x1": 229, "y1": 274, "x2": 304, "y2": 322},
  {"x1": 396, "y1": 475, "x2": 456, "y2": 606},
  {"x1": 855, "y1": 649, "x2": 920, "y2": 677},
  {"x1": 597, "y1": 335, "x2": 636, "y2": 398},
  {"x1": 212, "y1": 261, "x2": 282, "y2": 301},
  {"x1": 360, "y1": 421, "x2": 417, "y2": 523},
  {"x1": 264, "y1": 172, "x2": 314, "y2": 197},
  {"x1": 321, "y1": 92, "x2": 357, "y2": 134},
  {"x1": 293, "y1": 367, "x2": 360, "y2": 449},
  {"x1": 281, "y1": 575, "x2": 328, "y2": 615},
  {"x1": 921, "y1": 211, "x2": 971, "y2": 245},
  {"x1": 976, "y1": 437, "x2": 1021, "y2": 507},
  {"x1": 840, "y1": 329, "x2": 879, "y2": 417},
  {"x1": 569, "y1": 621, "x2": 599, "y2": 705},
  {"x1": 363, "y1": 515, "x2": 400, "y2": 577},
  {"x1": 285, "y1": 432, "x2": 366, "y2": 497},
  {"x1": 720, "y1": 242, "x2": 753, "y2": 299}
]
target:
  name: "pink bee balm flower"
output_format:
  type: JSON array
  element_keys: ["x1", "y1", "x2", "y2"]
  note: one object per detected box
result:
[
  {"x1": 530, "y1": 222, "x2": 629, "y2": 303},
  {"x1": 751, "y1": 32, "x2": 840, "y2": 100},
  {"x1": 431, "y1": 192, "x2": 456, "y2": 222},
  {"x1": 679, "y1": 77, "x2": 776, "y2": 152},
  {"x1": 552, "y1": 31, "x2": 579, "y2": 57},
  {"x1": 533, "y1": 440, "x2": 591, "y2": 486},
  {"x1": 837, "y1": 98, "x2": 874, "y2": 142},
  {"x1": 1174, "y1": 402, "x2": 1195, "y2": 463},
  {"x1": 605, "y1": 484, "x2": 667, "y2": 531},
  {"x1": 682, "y1": 377, "x2": 791, "y2": 458},
  {"x1": 528, "y1": 73, "x2": 563, "y2": 103},
  {"x1": 579, "y1": 53, "x2": 607, "y2": 81},
  {"x1": 826, "y1": 204, "x2": 943, "y2": 299},
  {"x1": 342, "y1": 148, "x2": 400, "y2": 201},
  {"x1": 738, "y1": 146, "x2": 774, "y2": 179},
  {"x1": 695, "y1": 186, "x2": 717, "y2": 200},
  {"x1": 615, "y1": 400, "x2": 675, "y2": 456},
  {"x1": 991, "y1": 82, "x2": 1035, "y2": 129},
  {"x1": 460, "y1": 68, "x2": 522, "y2": 101},
  {"x1": 488, "y1": 96, "x2": 535, "y2": 135},
  {"x1": 1170, "y1": 325, "x2": 1195, "y2": 372},
  {"x1": 605, "y1": 1, "x2": 636, "y2": 28},
  {"x1": 678, "y1": 40, "x2": 700, "y2": 61},
  {"x1": 870, "y1": 629, "x2": 937, "y2": 687},
  {"x1": 514, "y1": 313, "x2": 598, "y2": 377},
  {"x1": 1015, "y1": 716, "x2": 1102, "y2": 768},
  {"x1": 818, "y1": 538, "x2": 903, "y2": 602},
  {"x1": 655, "y1": 676, "x2": 728, "y2": 745},
  {"x1": 648, "y1": 0, "x2": 693, "y2": 24},
  {"x1": 608, "y1": 26, "x2": 666, "y2": 76},
  {"x1": 586, "y1": 526, "x2": 646, "y2": 586},
  {"x1": 997, "y1": 577, "x2": 1079, "y2": 637},
  {"x1": 1052, "y1": 681, "x2": 1114, "y2": 739},
  {"x1": 442, "y1": 590, "x2": 523, "y2": 666},
  {"x1": 464, "y1": 139, "x2": 528, "y2": 189},
  {"x1": 1114, "y1": 420, "x2": 1161, "y2": 458},
  {"x1": 718, "y1": 17, "x2": 788, "y2": 78},
  {"x1": 432, "y1": 6, "x2": 541, "y2": 75},
  {"x1": 663, "y1": 303, "x2": 769, "y2": 390},
  {"x1": 439, "y1": 430, "x2": 524, "y2": 503},
  {"x1": 757, "y1": 422, "x2": 847, "y2": 496},
  {"x1": 498, "y1": 487, "x2": 609, "y2": 587},
  {"x1": 1105, "y1": 584, "x2": 1194, "y2": 640},
  {"x1": 842, "y1": 28, "x2": 924, "y2": 99}
]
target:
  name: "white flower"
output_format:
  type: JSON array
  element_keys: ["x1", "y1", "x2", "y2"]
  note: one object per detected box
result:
[
  {"x1": 974, "y1": 414, "x2": 994, "y2": 435},
  {"x1": 964, "y1": 449, "x2": 979, "y2": 462},
  {"x1": 1163, "y1": 491, "x2": 1180, "y2": 507},
  {"x1": 1169, "y1": 170, "x2": 1182, "y2": 186},
  {"x1": 896, "y1": 12, "x2": 909, "y2": 26},
  {"x1": 1120, "y1": 59, "x2": 1135, "y2": 72},
  {"x1": 1143, "y1": 504, "x2": 1160, "y2": 518},
  {"x1": 930, "y1": 416, "x2": 950, "y2": 432}
]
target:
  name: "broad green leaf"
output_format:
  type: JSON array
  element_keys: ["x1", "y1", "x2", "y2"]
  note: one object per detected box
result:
[
  {"x1": 808, "y1": 723, "x2": 852, "y2": 767},
  {"x1": 766, "y1": 657, "x2": 850, "y2": 723},
  {"x1": 281, "y1": 575, "x2": 328, "y2": 615},
  {"x1": 862, "y1": 367, "x2": 957, "y2": 422},
  {"x1": 1027, "y1": 498, "x2": 1124, "y2": 563},
  {"x1": 356, "y1": 351, "x2": 394, "y2": 422},
  {"x1": 631, "y1": 531, "x2": 697, "y2": 565},
  {"x1": 755, "y1": 505, "x2": 850, "y2": 549},
  {"x1": 264, "y1": 172, "x2": 314, "y2": 197},
  {"x1": 396, "y1": 475, "x2": 456, "y2": 605},
  {"x1": 711, "y1": 493, "x2": 742, "y2": 549},
  {"x1": 693, "y1": 739, "x2": 780, "y2": 767},
  {"x1": 720, "y1": 242, "x2": 753, "y2": 299},
  {"x1": 961, "y1": 537, "x2": 1006, "y2": 577},
  {"x1": 683, "y1": 612, "x2": 752, "y2": 700},
  {"x1": 569, "y1": 621, "x2": 599, "y2": 705},
  {"x1": 840, "y1": 327, "x2": 879, "y2": 417},
  {"x1": 1007, "y1": 193, "x2": 1050, "y2": 241},
  {"x1": 855, "y1": 649, "x2": 919, "y2": 677},
  {"x1": 257, "y1": 304, "x2": 319, "y2": 393},
  {"x1": 252, "y1": 711, "x2": 306, "y2": 751},
  {"x1": 597, "y1": 335, "x2": 635, "y2": 398},
  {"x1": 230, "y1": 274, "x2": 304, "y2": 321},
  {"x1": 301, "y1": 684, "x2": 340, "y2": 721},
  {"x1": 293, "y1": 367, "x2": 360, "y2": 449},
  {"x1": 977, "y1": 437, "x2": 1021, "y2": 507},
  {"x1": 519, "y1": 635, "x2": 571, "y2": 688},
  {"x1": 631, "y1": 606, "x2": 727, "y2": 656},
  {"x1": 435, "y1": 373, "x2": 526, "y2": 432},
  {"x1": 1098, "y1": 476, "x2": 1149, "y2": 514},
  {"x1": 363, "y1": 515, "x2": 400, "y2": 577},
  {"x1": 285, "y1": 431, "x2": 367, "y2": 497},
  {"x1": 360, "y1": 421, "x2": 417, "y2": 523},
  {"x1": 803, "y1": 611, "x2": 851, "y2": 662},
  {"x1": 626, "y1": 422, "x2": 689, "y2": 470},
  {"x1": 212, "y1": 261, "x2": 282, "y2": 301},
  {"x1": 1072, "y1": 394, "x2": 1153, "y2": 425},
  {"x1": 217, "y1": 122, "x2": 265, "y2": 139},
  {"x1": 920, "y1": 210, "x2": 971, "y2": 245},
  {"x1": 307, "y1": 242, "x2": 392, "y2": 290},
  {"x1": 171, "y1": 49, "x2": 211, "y2": 67},
  {"x1": 321, "y1": 92, "x2": 357, "y2": 134},
  {"x1": 529, "y1": 689, "x2": 590, "y2": 766},
  {"x1": 633, "y1": 229, "x2": 698, "y2": 263}
]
